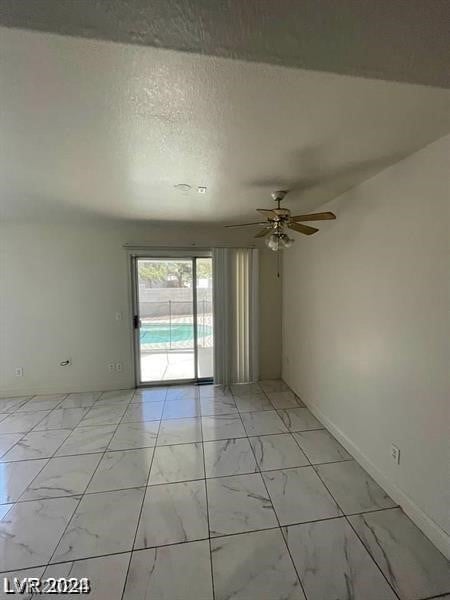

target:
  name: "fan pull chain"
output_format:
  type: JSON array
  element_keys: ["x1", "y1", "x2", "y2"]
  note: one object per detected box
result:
[{"x1": 277, "y1": 252, "x2": 281, "y2": 278}]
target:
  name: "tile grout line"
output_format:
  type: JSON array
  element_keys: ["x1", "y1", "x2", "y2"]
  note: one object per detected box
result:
[
  {"x1": 288, "y1": 385, "x2": 406, "y2": 596},
  {"x1": 5, "y1": 505, "x2": 436, "y2": 579},
  {"x1": 248, "y1": 391, "x2": 357, "y2": 598},
  {"x1": 44, "y1": 390, "x2": 137, "y2": 572},
  {"x1": 254, "y1": 398, "x2": 318, "y2": 600},
  {"x1": 199, "y1": 394, "x2": 216, "y2": 600},
  {"x1": 0, "y1": 400, "x2": 107, "y2": 517},
  {"x1": 269, "y1": 387, "x2": 403, "y2": 599},
  {"x1": 1, "y1": 402, "x2": 380, "y2": 512},
  {"x1": 0, "y1": 391, "x2": 131, "y2": 432},
  {"x1": 0, "y1": 407, "x2": 58, "y2": 437},
  {"x1": 245, "y1": 419, "x2": 310, "y2": 600},
  {"x1": 0, "y1": 429, "x2": 38, "y2": 461},
  {"x1": 0, "y1": 391, "x2": 155, "y2": 578},
  {"x1": 10, "y1": 454, "x2": 56, "y2": 505},
  {"x1": 309, "y1": 437, "x2": 402, "y2": 600},
  {"x1": 4, "y1": 473, "x2": 407, "y2": 509},
  {"x1": 119, "y1": 386, "x2": 168, "y2": 600},
  {"x1": 21, "y1": 394, "x2": 68, "y2": 415},
  {"x1": 0, "y1": 427, "x2": 79, "y2": 463},
  {"x1": 2, "y1": 395, "x2": 355, "y2": 509},
  {"x1": 2, "y1": 384, "x2": 443, "y2": 599},
  {"x1": 1, "y1": 391, "x2": 124, "y2": 441},
  {"x1": 277, "y1": 385, "x2": 401, "y2": 599},
  {"x1": 343, "y1": 510, "x2": 402, "y2": 600}
]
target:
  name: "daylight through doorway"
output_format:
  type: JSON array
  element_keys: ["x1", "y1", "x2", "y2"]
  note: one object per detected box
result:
[{"x1": 134, "y1": 257, "x2": 213, "y2": 384}]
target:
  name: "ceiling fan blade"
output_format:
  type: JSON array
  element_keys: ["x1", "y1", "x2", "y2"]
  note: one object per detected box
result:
[
  {"x1": 288, "y1": 222, "x2": 319, "y2": 235},
  {"x1": 257, "y1": 209, "x2": 277, "y2": 218},
  {"x1": 224, "y1": 221, "x2": 267, "y2": 228},
  {"x1": 291, "y1": 211, "x2": 336, "y2": 221},
  {"x1": 254, "y1": 228, "x2": 271, "y2": 238}
]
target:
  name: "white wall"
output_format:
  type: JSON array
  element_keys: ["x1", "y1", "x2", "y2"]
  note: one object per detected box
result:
[
  {"x1": 282, "y1": 135, "x2": 450, "y2": 556},
  {"x1": 0, "y1": 221, "x2": 281, "y2": 395}
]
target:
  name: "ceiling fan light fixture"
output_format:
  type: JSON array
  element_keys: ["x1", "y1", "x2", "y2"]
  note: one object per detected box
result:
[
  {"x1": 265, "y1": 231, "x2": 294, "y2": 252},
  {"x1": 280, "y1": 233, "x2": 294, "y2": 248},
  {"x1": 265, "y1": 233, "x2": 280, "y2": 251}
]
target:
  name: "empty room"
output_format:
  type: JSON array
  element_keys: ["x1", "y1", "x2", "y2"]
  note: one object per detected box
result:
[{"x1": 0, "y1": 2, "x2": 449, "y2": 599}]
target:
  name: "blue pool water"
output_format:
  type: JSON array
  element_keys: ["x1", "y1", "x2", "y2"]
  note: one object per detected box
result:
[{"x1": 140, "y1": 323, "x2": 212, "y2": 344}]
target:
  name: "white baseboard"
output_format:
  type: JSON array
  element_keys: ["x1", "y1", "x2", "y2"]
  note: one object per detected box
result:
[
  {"x1": 0, "y1": 380, "x2": 135, "y2": 397},
  {"x1": 287, "y1": 382, "x2": 450, "y2": 559}
]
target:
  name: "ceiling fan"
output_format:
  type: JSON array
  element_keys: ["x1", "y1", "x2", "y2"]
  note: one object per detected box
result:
[{"x1": 225, "y1": 190, "x2": 336, "y2": 251}]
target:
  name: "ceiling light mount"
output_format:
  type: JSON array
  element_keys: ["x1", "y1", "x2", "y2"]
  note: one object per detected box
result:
[
  {"x1": 174, "y1": 183, "x2": 192, "y2": 192},
  {"x1": 271, "y1": 190, "x2": 288, "y2": 203}
]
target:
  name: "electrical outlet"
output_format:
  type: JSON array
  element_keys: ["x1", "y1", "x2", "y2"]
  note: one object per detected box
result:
[
  {"x1": 115, "y1": 312, "x2": 123, "y2": 321},
  {"x1": 15, "y1": 367, "x2": 23, "y2": 377},
  {"x1": 391, "y1": 444, "x2": 400, "y2": 465},
  {"x1": 108, "y1": 363, "x2": 115, "y2": 373},
  {"x1": 115, "y1": 362, "x2": 122, "y2": 372}
]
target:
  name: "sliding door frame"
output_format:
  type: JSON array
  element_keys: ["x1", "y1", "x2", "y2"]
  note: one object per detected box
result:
[{"x1": 129, "y1": 249, "x2": 213, "y2": 387}]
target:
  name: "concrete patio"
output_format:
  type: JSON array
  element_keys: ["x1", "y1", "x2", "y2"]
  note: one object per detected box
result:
[{"x1": 140, "y1": 347, "x2": 213, "y2": 382}]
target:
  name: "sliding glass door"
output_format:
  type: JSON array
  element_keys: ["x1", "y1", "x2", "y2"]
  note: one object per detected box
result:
[{"x1": 133, "y1": 256, "x2": 213, "y2": 384}]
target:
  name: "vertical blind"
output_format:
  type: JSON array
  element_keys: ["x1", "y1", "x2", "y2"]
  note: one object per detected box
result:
[{"x1": 212, "y1": 248, "x2": 259, "y2": 385}]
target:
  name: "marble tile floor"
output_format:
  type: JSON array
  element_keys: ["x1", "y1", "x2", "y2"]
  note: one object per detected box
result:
[{"x1": 0, "y1": 382, "x2": 448, "y2": 600}]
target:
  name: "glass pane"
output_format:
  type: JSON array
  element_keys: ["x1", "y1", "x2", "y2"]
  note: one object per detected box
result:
[
  {"x1": 196, "y1": 258, "x2": 214, "y2": 379},
  {"x1": 137, "y1": 258, "x2": 195, "y2": 382}
]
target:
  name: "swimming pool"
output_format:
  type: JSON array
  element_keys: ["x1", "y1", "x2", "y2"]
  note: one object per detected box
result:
[{"x1": 140, "y1": 323, "x2": 213, "y2": 344}]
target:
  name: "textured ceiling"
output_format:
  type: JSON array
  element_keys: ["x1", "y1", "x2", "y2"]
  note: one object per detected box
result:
[
  {"x1": 0, "y1": 27, "x2": 449, "y2": 224},
  {"x1": 0, "y1": 0, "x2": 449, "y2": 88}
]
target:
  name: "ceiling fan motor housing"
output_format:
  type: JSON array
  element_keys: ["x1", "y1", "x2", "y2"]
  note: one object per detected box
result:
[{"x1": 273, "y1": 208, "x2": 290, "y2": 218}]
